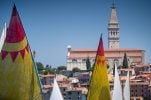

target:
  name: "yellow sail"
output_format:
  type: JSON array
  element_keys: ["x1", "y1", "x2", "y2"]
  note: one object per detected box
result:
[
  {"x1": 87, "y1": 35, "x2": 111, "y2": 100},
  {"x1": 0, "y1": 4, "x2": 42, "y2": 100}
]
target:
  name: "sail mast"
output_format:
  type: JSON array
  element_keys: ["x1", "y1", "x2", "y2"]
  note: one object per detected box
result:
[{"x1": 0, "y1": 23, "x2": 6, "y2": 52}]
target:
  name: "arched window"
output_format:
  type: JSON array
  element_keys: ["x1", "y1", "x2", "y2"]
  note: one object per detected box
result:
[{"x1": 113, "y1": 32, "x2": 115, "y2": 36}]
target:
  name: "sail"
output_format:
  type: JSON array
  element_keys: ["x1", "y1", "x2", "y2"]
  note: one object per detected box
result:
[
  {"x1": 50, "y1": 78, "x2": 64, "y2": 100},
  {"x1": 0, "y1": 4, "x2": 42, "y2": 99},
  {"x1": 87, "y1": 35, "x2": 111, "y2": 100},
  {"x1": 124, "y1": 71, "x2": 130, "y2": 100},
  {"x1": 112, "y1": 63, "x2": 122, "y2": 100},
  {"x1": 0, "y1": 23, "x2": 6, "y2": 52}
]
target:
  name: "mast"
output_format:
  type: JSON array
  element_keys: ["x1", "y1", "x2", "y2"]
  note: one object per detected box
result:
[{"x1": 0, "y1": 23, "x2": 6, "y2": 52}]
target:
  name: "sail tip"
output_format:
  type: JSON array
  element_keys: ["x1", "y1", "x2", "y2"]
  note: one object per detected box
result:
[{"x1": 12, "y1": 3, "x2": 18, "y2": 16}]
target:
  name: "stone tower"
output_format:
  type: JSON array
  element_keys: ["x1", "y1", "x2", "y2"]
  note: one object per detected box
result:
[{"x1": 108, "y1": 1, "x2": 120, "y2": 48}]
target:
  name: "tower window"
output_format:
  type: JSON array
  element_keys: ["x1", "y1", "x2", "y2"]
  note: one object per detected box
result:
[{"x1": 113, "y1": 32, "x2": 115, "y2": 36}]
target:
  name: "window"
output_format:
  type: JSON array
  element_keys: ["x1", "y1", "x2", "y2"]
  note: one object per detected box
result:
[
  {"x1": 72, "y1": 59, "x2": 77, "y2": 62},
  {"x1": 113, "y1": 32, "x2": 115, "y2": 36},
  {"x1": 82, "y1": 59, "x2": 86, "y2": 62},
  {"x1": 68, "y1": 92, "x2": 72, "y2": 94},
  {"x1": 63, "y1": 88, "x2": 66, "y2": 91},
  {"x1": 93, "y1": 59, "x2": 95, "y2": 62}
]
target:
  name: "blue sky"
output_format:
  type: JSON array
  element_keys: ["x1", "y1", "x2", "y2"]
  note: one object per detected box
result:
[{"x1": 0, "y1": 0, "x2": 151, "y2": 67}]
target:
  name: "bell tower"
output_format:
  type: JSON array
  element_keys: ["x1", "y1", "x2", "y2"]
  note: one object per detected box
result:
[{"x1": 108, "y1": 1, "x2": 120, "y2": 48}]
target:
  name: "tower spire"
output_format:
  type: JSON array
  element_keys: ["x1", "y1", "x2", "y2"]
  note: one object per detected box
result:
[
  {"x1": 108, "y1": 0, "x2": 120, "y2": 48},
  {"x1": 112, "y1": 0, "x2": 116, "y2": 8},
  {"x1": 109, "y1": 0, "x2": 118, "y2": 24}
]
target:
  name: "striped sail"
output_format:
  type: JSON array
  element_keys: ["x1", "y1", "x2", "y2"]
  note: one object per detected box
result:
[
  {"x1": 0, "y1": 4, "x2": 42, "y2": 99},
  {"x1": 87, "y1": 35, "x2": 111, "y2": 100}
]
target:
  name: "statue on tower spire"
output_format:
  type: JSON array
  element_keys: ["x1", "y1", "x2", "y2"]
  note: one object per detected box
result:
[{"x1": 112, "y1": 0, "x2": 116, "y2": 8}]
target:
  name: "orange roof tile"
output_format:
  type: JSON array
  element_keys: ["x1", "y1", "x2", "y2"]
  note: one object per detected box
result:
[
  {"x1": 71, "y1": 48, "x2": 144, "y2": 52},
  {"x1": 44, "y1": 85, "x2": 52, "y2": 89},
  {"x1": 120, "y1": 68, "x2": 133, "y2": 71},
  {"x1": 40, "y1": 74, "x2": 55, "y2": 78},
  {"x1": 68, "y1": 48, "x2": 144, "y2": 58},
  {"x1": 135, "y1": 64, "x2": 150, "y2": 68}
]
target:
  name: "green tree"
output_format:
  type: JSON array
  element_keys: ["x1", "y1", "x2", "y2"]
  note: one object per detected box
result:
[
  {"x1": 57, "y1": 66, "x2": 66, "y2": 71},
  {"x1": 47, "y1": 68, "x2": 56, "y2": 74},
  {"x1": 123, "y1": 52, "x2": 128, "y2": 69},
  {"x1": 45, "y1": 64, "x2": 51, "y2": 74},
  {"x1": 72, "y1": 67, "x2": 81, "y2": 72},
  {"x1": 45, "y1": 64, "x2": 51, "y2": 69},
  {"x1": 107, "y1": 64, "x2": 110, "y2": 69},
  {"x1": 86, "y1": 57, "x2": 91, "y2": 71},
  {"x1": 113, "y1": 64, "x2": 115, "y2": 76},
  {"x1": 44, "y1": 65, "x2": 57, "y2": 74},
  {"x1": 41, "y1": 70, "x2": 48, "y2": 75},
  {"x1": 36, "y1": 62, "x2": 44, "y2": 72}
]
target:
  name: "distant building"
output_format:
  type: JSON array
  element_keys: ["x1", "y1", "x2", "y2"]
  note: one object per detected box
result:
[
  {"x1": 66, "y1": 1, "x2": 145, "y2": 71},
  {"x1": 108, "y1": 2, "x2": 119, "y2": 49},
  {"x1": 130, "y1": 82, "x2": 151, "y2": 99},
  {"x1": 40, "y1": 74, "x2": 87, "y2": 100},
  {"x1": 77, "y1": 72, "x2": 91, "y2": 85},
  {"x1": 65, "y1": 89, "x2": 82, "y2": 100},
  {"x1": 40, "y1": 74, "x2": 55, "y2": 85},
  {"x1": 67, "y1": 47, "x2": 145, "y2": 70},
  {"x1": 134, "y1": 64, "x2": 151, "y2": 74},
  {"x1": 110, "y1": 75, "x2": 151, "y2": 100}
]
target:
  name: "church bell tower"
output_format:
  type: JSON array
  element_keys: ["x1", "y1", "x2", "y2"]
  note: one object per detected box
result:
[{"x1": 108, "y1": 1, "x2": 120, "y2": 48}]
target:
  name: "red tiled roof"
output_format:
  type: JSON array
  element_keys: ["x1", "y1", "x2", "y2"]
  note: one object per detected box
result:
[
  {"x1": 120, "y1": 68, "x2": 133, "y2": 71},
  {"x1": 40, "y1": 74, "x2": 55, "y2": 78},
  {"x1": 71, "y1": 48, "x2": 144, "y2": 52},
  {"x1": 68, "y1": 52, "x2": 143, "y2": 58},
  {"x1": 59, "y1": 83, "x2": 71, "y2": 88},
  {"x1": 44, "y1": 85, "x2": 52, "y2": 89},
  {"x1": 135, "y1": 64, "x2": 150, "y2": 68}
]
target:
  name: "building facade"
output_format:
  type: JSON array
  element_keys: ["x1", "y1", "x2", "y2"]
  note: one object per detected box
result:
[
  {"x1": 67, "y1": 47, "x2": 145, "y2": 70},
  {"x1": 66, "y1": 2, "x2": 145, "y2": 71}
]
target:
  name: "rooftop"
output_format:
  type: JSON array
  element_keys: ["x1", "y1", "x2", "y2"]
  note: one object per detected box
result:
[{"x1": 70, "y1": 48, "x2": 144, "y2": 52}]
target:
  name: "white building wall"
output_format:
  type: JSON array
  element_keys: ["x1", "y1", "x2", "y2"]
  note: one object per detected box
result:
[{"x1": 67, "y1": 58, "x2": 87, "y2": 71}]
